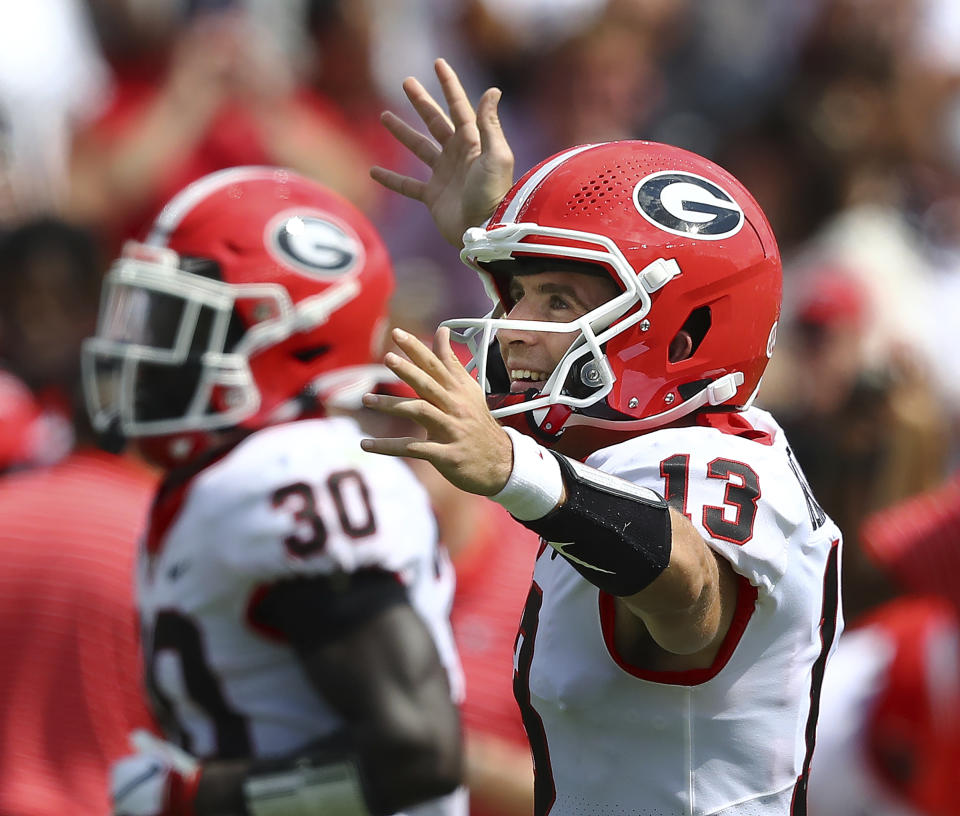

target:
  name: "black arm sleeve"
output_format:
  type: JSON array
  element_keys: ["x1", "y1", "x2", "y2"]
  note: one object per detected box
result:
[{"x1": 519, "y1": 452, "x2": 673, "y2": 596}]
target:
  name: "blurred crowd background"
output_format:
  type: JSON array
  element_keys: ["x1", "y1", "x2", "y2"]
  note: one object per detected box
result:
[
  {"x1": 3, "y1": 0, "x2": 956, "y2": 613},
  {"x1": 1, "y1": 0, "x2": 959, "y2": 814}
]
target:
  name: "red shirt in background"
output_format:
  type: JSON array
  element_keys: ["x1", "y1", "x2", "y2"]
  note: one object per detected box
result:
[
  {"x1": 0, "y1": 450, "x2": 158, "y2": 816},
  {"x1": 450, "y1": 503, "x2": 539, "y2": 816}
]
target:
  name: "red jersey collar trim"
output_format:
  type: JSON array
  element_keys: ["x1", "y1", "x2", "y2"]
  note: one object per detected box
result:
[{"x1": 696, "y1": 410, "x2": 774, "y2": 446}]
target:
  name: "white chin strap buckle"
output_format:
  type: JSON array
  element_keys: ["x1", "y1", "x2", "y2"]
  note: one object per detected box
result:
[{"x1": 706, "y1": 372, "x2": 745, "y2": 405}]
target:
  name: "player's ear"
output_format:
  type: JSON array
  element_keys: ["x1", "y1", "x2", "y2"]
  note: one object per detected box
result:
[{"x1": 668, "y1": 330, "x2": 694, "y2": 364}]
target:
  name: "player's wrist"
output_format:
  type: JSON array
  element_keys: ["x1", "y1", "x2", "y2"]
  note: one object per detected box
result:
[{"x1": 490, "y1": 427, "x2": 564, "y2": 521}]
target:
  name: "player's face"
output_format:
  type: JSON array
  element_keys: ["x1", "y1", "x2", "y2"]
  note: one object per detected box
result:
[{"x1": 497, "y1": 270, "x2": 619, "y2": 394}]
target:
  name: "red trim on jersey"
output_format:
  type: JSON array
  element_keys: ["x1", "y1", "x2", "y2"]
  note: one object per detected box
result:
[
  {"x1": 145, "y1": 479, "x2": 193, "y2": 556},
  {"x1": 598, "y1": 573, "x2": 758, "y2": 685},
  {"x1": 145, "y1": 443, "x2": 239, "y2": 555},
  {"x1": 245, "y1": 584, "x2": 290, "y2": 643},
  {"x1": 697, "y1": 410, "x2": 774, "y2": 446},
  {"x1": 167, "y1": 764, "x2": 202, "y2": 816}
]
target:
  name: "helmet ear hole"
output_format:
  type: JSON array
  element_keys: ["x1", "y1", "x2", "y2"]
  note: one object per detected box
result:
[{"x1": 670, "y1": 307, "x2": 712, "y2": 362}]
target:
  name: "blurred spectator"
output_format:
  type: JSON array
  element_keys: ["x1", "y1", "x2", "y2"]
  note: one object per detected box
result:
[
  {"x1": 67, "y1": 0, "x2": 382, "y2": 247},
  {"x1": 0, "y1": 215, "x2": 159, "y2": 814},
  {"x1": 759, "y1": 265, "x2": 950, "y2": 618},
  {"x1": 0, "y1": 0, "x2": 109, "y2": 223},
  {"x1": 504, "y1": 10, "x2": 670, "y2": 174},
  {"x1": 809, "y1": 595, "x2": 960, "y2": 816},
  {"x1": 646, "y1": 0, "x2": 825, "y2": 157},
  {"x1": 859, "y1": 470, "x2": 960, "y2": 607},
  {"x1": 0, "y1": 218, "x2": 106, "y2": 464}
]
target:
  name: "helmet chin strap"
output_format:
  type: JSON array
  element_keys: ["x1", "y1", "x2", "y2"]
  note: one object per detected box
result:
[{"x1": 541, "y1": 371, "x2": 746, "y2": 434}]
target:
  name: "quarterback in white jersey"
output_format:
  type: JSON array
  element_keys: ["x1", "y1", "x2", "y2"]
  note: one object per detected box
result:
[
  {"x1": 363, "y1": 59, "x2": 844, "y2": 816},
  {"x1": 514, "y1": 408, "x2": 841, "y2": 815},
  {"x1": 83, "y1": 168, "x2": 467, "y2": 816}
]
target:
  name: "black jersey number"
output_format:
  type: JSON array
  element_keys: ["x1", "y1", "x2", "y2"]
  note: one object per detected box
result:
[
  {"x1": 659, "y1": 455, "x2": 761, "y2": 544},
  {"x1": 271, "y1": 469, "x2": 377, "y2": 558},
  {"x1": 146, "y1": 610, "x2": 251, "y2": 759}
]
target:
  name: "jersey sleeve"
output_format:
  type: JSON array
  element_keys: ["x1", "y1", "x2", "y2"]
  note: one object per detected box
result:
[
  {"x1": 184, "y1": 418, "x2": 439, "y2": 583},
  {"x1": 585, "y1": 417, "x2": 813, "y2": 594}
]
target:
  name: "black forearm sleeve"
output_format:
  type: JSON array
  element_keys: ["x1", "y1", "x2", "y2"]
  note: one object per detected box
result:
[{"x1": 520, "y1": 453, "x2": 672, "y2": 596}]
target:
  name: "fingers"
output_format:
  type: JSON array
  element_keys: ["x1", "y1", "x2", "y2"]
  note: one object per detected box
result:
[
  {"x1": 435, "y1": 58, "x2": 477, "y2": 130},
  {"x1": 361, "y1": 391, "x2": 447, "y2": 431},
  {"x1": 369, "y1": 166, "x2": 426, "y2": 201},
  {"x1": 432, "y1": 325, "x2": 470, "y2": 377},
  {"x1": 476, "y1": 87, "x2": 515, "y2": 168},
  {"x1": 360, "y1": 435, "x2": 429, "y2": 459},
  {"x1": 379, "y1": 111, "x2": 440, "y2": 167},
  {"x1": 402, "y1": 76, "x2": 455, "y2": 145},
  {"x1": 394, "y1": 327, "x2": 470, "y2": 388},
  {"x1": 382, "y1": 352, "x2": 454, "y2": 413}
]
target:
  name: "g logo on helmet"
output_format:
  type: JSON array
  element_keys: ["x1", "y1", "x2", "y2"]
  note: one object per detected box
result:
[
  {"x1": 633, "y1": 171, "x2": 744, "y2": 240},
  {"x1": 266, "y1": 212, "x2": 364, "y2": 278}
]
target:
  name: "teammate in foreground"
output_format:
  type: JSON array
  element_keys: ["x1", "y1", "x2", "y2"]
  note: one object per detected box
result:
[
  {"x1": 83, "y1": 166, "x2": 466, "y2": 816},
  {"x1": 361, "y1": 59, "x2": 844, "y2": 815}
]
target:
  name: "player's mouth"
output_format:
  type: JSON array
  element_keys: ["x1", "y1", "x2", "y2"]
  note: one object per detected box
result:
[{"x1": 509, "y1": 368, "x2": 550, "y2": 394}]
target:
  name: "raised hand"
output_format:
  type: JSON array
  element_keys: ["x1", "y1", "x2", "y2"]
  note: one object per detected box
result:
[
  {"x1": 370, "y1": 58, "x2": 515, "y2": 248},
  {"x1": 360, "y1": 327, "x2": 514, "y2": 496}
]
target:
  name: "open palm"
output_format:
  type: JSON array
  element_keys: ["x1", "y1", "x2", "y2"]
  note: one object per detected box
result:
[{"x1": 370, "y1": 59, "x2": 515, "y2": 248}]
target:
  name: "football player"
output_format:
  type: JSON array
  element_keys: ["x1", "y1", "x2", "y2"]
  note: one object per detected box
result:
[
  {"x1": 83, "y1": 167, "x2": 466, "y2": 816},
  {"x1": 361, "y1": 59, "x2": 845, "y2": 815},
  {"x1": 809, "y1": 595, "x2": 960, "y2": 816}
]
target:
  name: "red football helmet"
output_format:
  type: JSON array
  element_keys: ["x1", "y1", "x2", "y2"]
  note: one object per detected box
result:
[
  {"x1": 446, "y1": 140, "x2": 782, "y2": 444},
  {"x1": 82, "y1": 166, "x2": 393, "y2": 463}
]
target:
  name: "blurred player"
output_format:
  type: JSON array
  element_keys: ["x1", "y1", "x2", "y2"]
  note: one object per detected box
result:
[
  {"x1": 809, "y1": 474, "x2": 960, "y2": 816},
  {"x1": 361, "y1": 59, "x2": 844, "y2": 815},
  {"x1": 809, "y1": 595, "x2": 960, "y2": 816},
  {"x1": 83, "y1": 166, "x2": 466, "y2": 816}
]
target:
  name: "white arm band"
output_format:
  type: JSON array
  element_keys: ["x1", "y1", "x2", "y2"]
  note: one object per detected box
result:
[
  {"x1": 490, "y1": 427, "x2": 564, "y2": 521},
  {"x1": 243, "y1": 759, "x2": 370, "y2": 816}
]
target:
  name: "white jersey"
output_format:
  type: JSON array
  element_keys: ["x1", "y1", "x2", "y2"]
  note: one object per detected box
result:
[
  {"x1": 137, "y1": 417, "x2": 466, "y2": 816},
  {"x1": 514, "y1": 407, "x2": 843, "y2": 816},
  {"x1": 806, "y1": 629, "x2": 916, "y2": 816}
]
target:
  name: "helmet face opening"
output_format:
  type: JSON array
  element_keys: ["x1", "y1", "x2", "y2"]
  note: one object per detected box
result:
[
  {"x1": 451, "y1": 141, "x2": 782, "y2": 441},
  {"x1": 82, "y1": 250, "x2": 263, "y2": 437}
]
